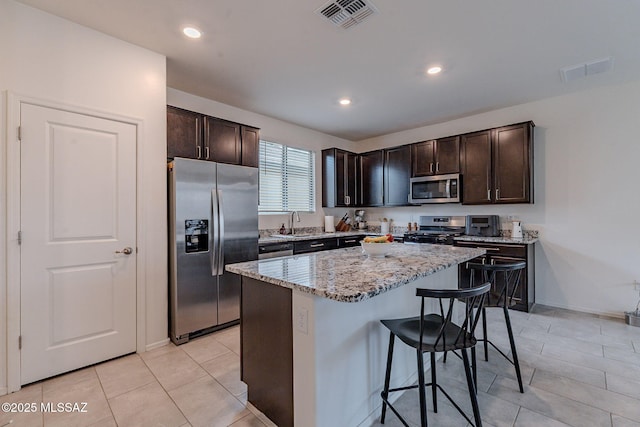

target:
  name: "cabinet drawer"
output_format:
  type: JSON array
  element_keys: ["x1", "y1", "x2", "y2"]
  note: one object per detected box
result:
[
  {"x1": 293, "y1": 238, "x2": 338, "y2": 254},
  {"x1": 337, "y1": 236, "x2": 364, "y2": 247},
  {"x1": 455, "y1": 241, "x2": 526, "y2": 258}
]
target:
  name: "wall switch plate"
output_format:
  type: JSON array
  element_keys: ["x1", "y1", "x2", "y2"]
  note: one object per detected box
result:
[{"x1": 295, "y1": 308, "x2": 308, "y2": 335}]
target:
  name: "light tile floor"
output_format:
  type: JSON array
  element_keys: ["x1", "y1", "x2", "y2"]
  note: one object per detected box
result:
[{"x1": 2, "y1": 306, "x2": 640, "y2": 427}]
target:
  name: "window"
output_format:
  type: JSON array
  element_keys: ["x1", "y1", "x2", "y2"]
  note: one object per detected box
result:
[{"x1": 259, "y1": 140, "x2": 315, "y2": 213}]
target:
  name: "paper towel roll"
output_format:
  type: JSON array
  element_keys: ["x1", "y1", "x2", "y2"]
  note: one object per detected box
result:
[{"x1": 324, "y1": 216, "x2": 335, "y2": 232}]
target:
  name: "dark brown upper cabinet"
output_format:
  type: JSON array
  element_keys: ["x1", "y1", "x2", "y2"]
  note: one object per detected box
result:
[
  {"x1": 461, "y1": 122, "x2": 534, "y2": 204},
  {"x1": 493, "y1": 122, "x2": 533, "y2": 203},
  {"x1": 241, "y1": 126, "x2": 260, "y2": 168},
  {"x1": 322, "y1": 148, "x2": 358, "y2": 208},
  {"x1": 359, "y1": 150, "x2": 384, "y2": 207},
  {"x1": 411, "y1": 136, "x2": 460, "y2": 177},
  {"x1": 384, "y1": 145, "x2": 411, "y2": 206},
  {"x1": 204, "y1": 117, "x2": 241, "y2": 164},
  {"x1": 167, "y1": 105, "x2": 260, "y2": 167},
  {"x1": 167, "y1": 106, "x2": 203, "y2": 159}
]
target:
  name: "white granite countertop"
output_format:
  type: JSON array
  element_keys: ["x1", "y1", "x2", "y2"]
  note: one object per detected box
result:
[
  {"x1": 454, "y1": 235, "x2": 538, "y2": 245},
  {"x1": 226, "y1": 244, "x2": 485, "y2": 302}
]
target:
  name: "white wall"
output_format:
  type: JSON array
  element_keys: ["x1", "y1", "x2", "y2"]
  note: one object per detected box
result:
[
  {"x1": 352, "y1": 81, "x2": 640, "y2": 317},
  {"x1": 167, "y1": 88, "x2": 355, "y2": 231},
  {"x1": 0, "y1": 0, "x2": 167, "y2": 393}
]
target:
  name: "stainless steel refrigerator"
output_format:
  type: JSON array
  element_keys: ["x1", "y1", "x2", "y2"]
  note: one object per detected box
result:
[{"x1": 168, "y1": 157, "x2": 258, "y2": 344}]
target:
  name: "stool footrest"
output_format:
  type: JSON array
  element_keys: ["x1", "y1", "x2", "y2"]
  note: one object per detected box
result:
[{"x1": 479, "y1": 338, "x2": 517, "y2": 366}]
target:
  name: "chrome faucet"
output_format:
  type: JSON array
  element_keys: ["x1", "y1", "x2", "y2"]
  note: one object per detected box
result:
[{"x1": 289, "y1": 211, "x2": 300, "y2": 235}]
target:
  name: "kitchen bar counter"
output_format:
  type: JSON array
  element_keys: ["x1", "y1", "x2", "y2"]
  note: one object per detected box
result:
[
  {"x1": 227, "y1": 244, "x2": 486, "y2": 427},
  {"x1": 226, "y1": 244, "x2": 485, "y2": 302}
]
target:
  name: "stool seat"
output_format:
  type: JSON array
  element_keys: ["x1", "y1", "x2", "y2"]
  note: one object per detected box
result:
[
  {"x1": 379, "y1": 282, "x2": 490, "y2": 427},
  {"x1": 381, "y1": 314, "x2": 477, "y2": 353}
]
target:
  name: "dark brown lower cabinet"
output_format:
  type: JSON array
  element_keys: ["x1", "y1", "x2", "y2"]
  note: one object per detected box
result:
[
  {"x1": 241, "y1": 277, "x2": 293, "y2": 427},
  {"x1": 455, "y1": 241, "x2": 535, "y2": 312}
]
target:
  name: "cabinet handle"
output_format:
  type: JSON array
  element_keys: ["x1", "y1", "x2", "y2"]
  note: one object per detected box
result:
[
  {"x1": 487, "y1": 189, "x2": 491, "y2": 200},
  {"x1": 477, "y1": 247, "x2": 500, "y2": 251},
  {"x1": 496, "y1": 189, "x2": 500, "y2": 200},
  {"x1": 344, "y1": 239, "x2": 357, "y2": 243},
  {"x1": 205, "y1": 146, "x2": 210, "y2": 159},
  {"x1": 429, "y1": 163, "x2": 434, "y2": 173},
  {"x1": 436, "y1": 162, "x2": 440, "y2": 172},
  {"x1": 310, "y1": 243, "x2": 325, "y2": 248},
  {"x1": 345, "y1": 195, "x2": 350, "y2": 205},
  {"x1": 197, "y1": 145, "x2": 202, "y2": 159}
]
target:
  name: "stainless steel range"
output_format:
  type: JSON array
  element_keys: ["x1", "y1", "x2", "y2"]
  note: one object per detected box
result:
[{"x1": 403, "y1": 215, "x2": 466, "y2": 245}]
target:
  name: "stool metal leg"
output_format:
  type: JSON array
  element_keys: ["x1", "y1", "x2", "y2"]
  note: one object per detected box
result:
[
  {"x1": 380, "y1": 332, "x2": 395, "y2": 423},
  {"x1": 417, "y1": 350, "x2": 428, "y2": 427},
  {"x1": 503, "y1": 305, "x2": 524, "y2": 393},
  {"x1": 471, "y1": 346, "x2": 477, "y2": 394},
  {"x1": 462, "y1": 348, "x2": 483, "y2": 427},
  {"x1": 430, "y1": 352, "x2": 437, "y2": 413},
  {"x1": 482, "y1": 307, "x2": 489, "y2": 361}
]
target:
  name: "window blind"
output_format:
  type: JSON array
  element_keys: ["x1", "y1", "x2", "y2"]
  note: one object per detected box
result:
[{"x1": 259, "y1": 140, "x2": 315, "y2": 213}]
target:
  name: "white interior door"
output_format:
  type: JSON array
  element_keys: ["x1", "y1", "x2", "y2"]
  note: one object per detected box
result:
[{"x1": 19, "y1": 103, "x2": 137, "y2": 385}]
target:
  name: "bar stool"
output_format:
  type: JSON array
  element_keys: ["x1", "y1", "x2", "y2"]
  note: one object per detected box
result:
[
  {"x1": 468, "y1": 261, "x2": 527, "y2": 393},
  {"x1": 380, "y1": 282, "x2": 491, "y2": 427}
]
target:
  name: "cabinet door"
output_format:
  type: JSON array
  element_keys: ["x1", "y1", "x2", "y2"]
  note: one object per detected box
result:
[
  {"x1": 241, "y1": 126, "x2": 260, "y2": 167},
  {"x1": 336, "y1": 150, "x2": 358, "y2": 206},
  {"x1": 434, "y1": 136, "x2": 460, "y2": 174},
  {"x1": 411, "y1": 140, "x2": 435, "y2": 177},
  {"x1": 167, "y1": 106, "x2": 202, "y2": 159},
  {"x1": 384, "y1": 145, "x2": 411, "y2": 206},
  {"x1": 461, "y1": 130, "x2": 492, "y2": 204},
  {"x1": 493, "y1": 122, "x2": 532, "y2": 203},
  {"x1": 321, "y1": 148, "x2": 357, "y2": 207},
  {"x1": 204, "y1": 117, "x2": 241, "y2": 164},
  {"x1": 359, "y1": 150, "x2": 384, "y2": 206}
]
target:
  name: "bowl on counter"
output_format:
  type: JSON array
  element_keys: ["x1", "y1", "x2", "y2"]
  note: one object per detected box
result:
[{"x1": 360, "y1": 241, "x2": 395, "y2": 258}]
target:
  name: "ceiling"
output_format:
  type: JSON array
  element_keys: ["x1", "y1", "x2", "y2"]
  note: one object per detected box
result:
[{"x1": 16, "y1": 0, "x2": 640, "y2": 141}]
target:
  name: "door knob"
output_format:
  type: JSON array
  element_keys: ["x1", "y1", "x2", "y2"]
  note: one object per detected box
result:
[{"x1": 115, "y1": 247, "x2": 133, "y2": 255}]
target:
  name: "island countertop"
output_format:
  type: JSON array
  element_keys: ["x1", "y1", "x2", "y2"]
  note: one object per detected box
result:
[{"x1": 226, "y1": 244, "x2": 485, "y2": 303}]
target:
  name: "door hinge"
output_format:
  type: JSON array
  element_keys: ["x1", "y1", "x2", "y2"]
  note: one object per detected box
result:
[
  {"x1": 18, "y1": 126, "x2": 22, "y2": 141},
  {"x1": 17, "y1": 230, "x2": 22, "y2": 245},
  {"x1": 19, "y1": 335, "x2": 22, "y2": 350}
]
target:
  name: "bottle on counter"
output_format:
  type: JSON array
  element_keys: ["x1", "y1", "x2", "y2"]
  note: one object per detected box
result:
[{"x1": 279, "y1": 223, "x2": 286, "y2": 235}]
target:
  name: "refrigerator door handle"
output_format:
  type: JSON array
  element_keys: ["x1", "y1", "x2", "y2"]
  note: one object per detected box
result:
[
  {"x1": 217, "y1": 189, "x2": 225, "y2": 275},
  {"x1": 211, "y1": 189, "x2": 220, "y2": 276}
]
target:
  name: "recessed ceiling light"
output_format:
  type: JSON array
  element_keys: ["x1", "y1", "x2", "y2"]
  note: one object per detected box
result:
[
  {"x1": 427, "y1": 66, "x2": 442, "y2": 75},
  {"x1": 183, "y1": 27, "x2": 202, "y2": 39},
  {"x1": 339, "y1": 98, "x2": 352, "y2": 106}
]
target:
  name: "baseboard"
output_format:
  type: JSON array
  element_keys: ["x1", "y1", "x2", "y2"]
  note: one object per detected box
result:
[
  {"x1": 145, "y1": 338, "x2": 170, "y2": 352},
  {"x1": 534, "y1": 301, "x2": 625, "y2": 319}
]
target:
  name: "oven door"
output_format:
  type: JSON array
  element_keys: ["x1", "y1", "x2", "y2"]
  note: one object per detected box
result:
[{"x1": 409, "y1": 174, "x2": 460, "y2": 204}]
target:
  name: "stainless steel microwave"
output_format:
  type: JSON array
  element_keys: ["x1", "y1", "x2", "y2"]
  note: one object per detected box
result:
[{"x1": 409, "y1": 173, "x2": 461, "y2": 204}]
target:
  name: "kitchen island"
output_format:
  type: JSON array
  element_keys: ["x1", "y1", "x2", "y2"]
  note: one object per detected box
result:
[{"x1": 226, "y1": 243, "x2": 485, "y2": 427}]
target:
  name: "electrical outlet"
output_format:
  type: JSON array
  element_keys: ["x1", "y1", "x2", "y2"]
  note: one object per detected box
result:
[{"x1": 295, "y1": 308, "x2": 308, "y2": 335}]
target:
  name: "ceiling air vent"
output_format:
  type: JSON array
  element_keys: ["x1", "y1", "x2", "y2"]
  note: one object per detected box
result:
[
  {"x1": 316, "y1": 0, "x2": 378, "y2": 30},
  {"x1": 560, "y1": 57, "x2": 614, "y2": 82}
]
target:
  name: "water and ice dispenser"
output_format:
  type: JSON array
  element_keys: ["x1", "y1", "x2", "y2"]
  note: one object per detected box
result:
[{"x1": 185, "y1": 219, "x2": 209, "y2": 253}]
